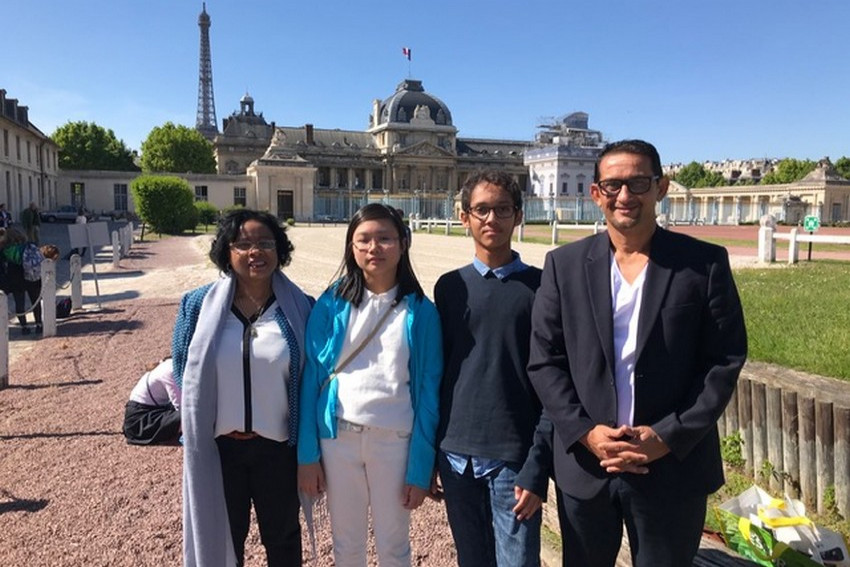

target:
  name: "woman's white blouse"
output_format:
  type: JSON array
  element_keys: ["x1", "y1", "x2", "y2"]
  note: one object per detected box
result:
[{"x1": 214, "y1": 301, "x2": 291, "y2": 442}]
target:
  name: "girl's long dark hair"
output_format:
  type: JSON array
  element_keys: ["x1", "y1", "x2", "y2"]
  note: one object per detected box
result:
[{"x1": 335, "y1": 204, "x2": 423, "y2": 307}]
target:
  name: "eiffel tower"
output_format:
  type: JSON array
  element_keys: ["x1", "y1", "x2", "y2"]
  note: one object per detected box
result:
[{"x1": 195, "y1": 2, "x2": 218, "y2": 140}]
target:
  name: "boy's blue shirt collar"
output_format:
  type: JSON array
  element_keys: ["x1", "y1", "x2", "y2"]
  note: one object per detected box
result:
[{"x1": 471, "y1": 251, "x2": 527, "y2": 280}]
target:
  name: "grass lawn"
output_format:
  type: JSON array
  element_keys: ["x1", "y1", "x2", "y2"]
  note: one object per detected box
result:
[{"x1": 734, "y1": 261, "x2": 850, "y2": 380}]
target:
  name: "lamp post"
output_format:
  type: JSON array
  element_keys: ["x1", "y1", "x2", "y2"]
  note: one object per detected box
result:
[{"x1": 549, "y1": 191, "x2": 555, "y2": 222}]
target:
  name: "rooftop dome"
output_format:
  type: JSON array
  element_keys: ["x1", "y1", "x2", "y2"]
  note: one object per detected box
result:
[
  {"x1": 377, "y1": 79, "x2": 452, "y2": 126},
  {"x1": 240, "y1": 92, "x2": 254, "y2": 104}
]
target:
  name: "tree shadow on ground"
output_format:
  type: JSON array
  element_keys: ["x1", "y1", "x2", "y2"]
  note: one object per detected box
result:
[
  {"x1": 57, "y1": 318, "x2": 144, "y2": 336},
  {"x1": 0, "y1": 489, "x2": 48, "y2": 514},
  {"x1": 82, "y1": 270, "x2": 145, "y2": 280},
  {"x1": 6, "y1": 379, "x2": 103, "y2": 390},
  {"x1": 0, "y1": 430, "x2": 121, "y2": 441}
]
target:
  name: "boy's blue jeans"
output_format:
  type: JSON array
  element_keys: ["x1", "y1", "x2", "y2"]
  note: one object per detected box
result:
[{"x1": 437, "y1": 451, "x2": 541, "y2": 567}]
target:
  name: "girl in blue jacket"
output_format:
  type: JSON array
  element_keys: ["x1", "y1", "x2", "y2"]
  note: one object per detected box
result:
[{"x1": 298, "y1": 204, "x2": 442, "y2": 567}]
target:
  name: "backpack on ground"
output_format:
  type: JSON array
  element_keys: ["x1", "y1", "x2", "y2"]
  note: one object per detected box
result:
[
  {"x1": 22, "y1": 242, "x2": 44, "y2": 282},
  {"x1": 56, "y1": 297, "x2": 72, "y2": 319}
]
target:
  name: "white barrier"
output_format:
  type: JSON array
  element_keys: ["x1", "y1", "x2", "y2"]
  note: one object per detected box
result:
[
  {"x1": 760, "y1": 226, "x2": 850, "y2": 264},
  {"x1": 551, "y1": 221, "x2": 604, "y2": 245},
  {"x1": 0, "y1": 291, "x2": 7, "y2": 389},
  {"x1": 41, "y1": 259, "x2": 57, "y2": 337},
  {"x1": 70, "y1": 255, "x2": 83, "y2": 310},
  {"x1": 423, "y1": 219, "x2": 465, "y2": 236}
]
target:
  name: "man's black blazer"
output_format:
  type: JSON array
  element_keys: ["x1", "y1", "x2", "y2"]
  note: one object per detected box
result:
[{"x1": 527, "y1": 228, "x2": 747, "y2": 499}]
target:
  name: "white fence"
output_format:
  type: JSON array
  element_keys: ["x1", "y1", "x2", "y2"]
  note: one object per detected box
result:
[
  {"x1": 758, "y1": 226, "x2": 850, "y2": 263},
  {"x1": 0, "y1": 224, "x2": 135, "y2": 389}
]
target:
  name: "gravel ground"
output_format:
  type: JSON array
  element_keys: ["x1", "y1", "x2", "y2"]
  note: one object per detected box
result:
[
  {"x1": 0, "y1": 228, "x2": 470, "y2": 567},
  {"x1": 2, "y1": 224, "x2": 842, "y2": 566}
]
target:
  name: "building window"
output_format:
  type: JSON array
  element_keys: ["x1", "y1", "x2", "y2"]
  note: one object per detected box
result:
[
  {"x1": 16, "y1": 136, "x2": 21, "y2": 160},
  {"x1": 561, "y1": 182, "x2": 568, "y2": 194},
  {"x1": 3, "y1": 129, "x2": 8, "y2": 157},
  {"x1": 26, "y1": 140, "x2": 31, "y2": 163},
  {"x1": 373, "y1": 170, "x2": 383, "y2": 190},
  {"x1": 194, "y1": 186, "x2": 208, "y2": 201},
  {"x1": 317, "y1": 167, "x2": 330, "y2": 187},
  {"x1": 71, "y1": 181, "x2": 85, "y2": 207},
  {"x1": 578, "y1": 182, "x2": 584, "y2": 194},
  {"x1": 234, "y1": 186, "x2": 246, "y2": 206},
  {"x1": 114, "y1": 183, "x2": 128, "y2": 211}
]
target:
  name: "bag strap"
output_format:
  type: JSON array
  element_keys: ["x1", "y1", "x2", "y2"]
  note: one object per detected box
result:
[{"x1": 320, "y1": 300, "x2": 398, "y2": 390}]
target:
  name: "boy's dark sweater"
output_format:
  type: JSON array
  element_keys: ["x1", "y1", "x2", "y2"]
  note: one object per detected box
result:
[{"x1": 434, "y1": 263, "x2": 542, "y2": 465}]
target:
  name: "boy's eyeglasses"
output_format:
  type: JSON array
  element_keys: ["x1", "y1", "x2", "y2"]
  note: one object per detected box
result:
[
  {"x1": 466, "y1": 205, "x2": 517, "y2": 221},
  {"x1": 595, "y1": 176, "x2": 658, "y2": 197},
  {"x1": 230, "y1": 240, "x2": 276, "y2": 253}
]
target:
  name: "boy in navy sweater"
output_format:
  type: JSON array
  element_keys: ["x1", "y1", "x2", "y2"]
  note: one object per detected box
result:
[{"x1": 434, "y1": 170, "x2": 551, "y2": 567}]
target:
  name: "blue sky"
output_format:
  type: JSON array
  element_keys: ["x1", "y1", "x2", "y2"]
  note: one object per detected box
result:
[{"x1": 4, "y1": 0, "x2": 849, "y2": 165}]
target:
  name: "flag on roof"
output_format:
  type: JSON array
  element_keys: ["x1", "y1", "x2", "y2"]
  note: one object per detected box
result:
[{"x1": 402, "y1": 47, "x2": 411, "y2": 61}]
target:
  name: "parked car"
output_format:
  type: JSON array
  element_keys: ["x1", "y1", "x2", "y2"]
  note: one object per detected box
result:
[{"x1": 39, "y1": 206, "x2": 97, "y2": 223}]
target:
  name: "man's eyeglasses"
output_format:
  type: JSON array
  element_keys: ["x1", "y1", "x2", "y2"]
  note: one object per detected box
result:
[
  {"x1": 466, "y1": 205, "x2": 517, "y2": 221},
  {"x1": 230, "y1": 240, "x2": 276, "y2": 253},
  {"x1": 595, "y1": 176, "x2": 659, "y2": 197},
  {"x1": 352, "y1": 236, "x2": 399, "y2": 252}
]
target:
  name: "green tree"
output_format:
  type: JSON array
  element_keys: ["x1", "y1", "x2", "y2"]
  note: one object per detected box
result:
[
  {"x1": 194, "y1": 201, "x2": 219, "y2": 229},
  {"x1": 140, "y1": 122, "x2": 216, "y2": 173},
  {"x1": 834, "y1": 157, "x2": 850, "y2": 180},
  {"x1": 51, "y1": 121, "x2": 139, "y2": 171},
  {"x1": 761, "y1": 158, "x2": 816, "y2": 185},
  {"x1": 670, "y1": 161, "x2": 726, "y2": 188},
  {"x1": 130, "y1": 175, "x2": 197, "y2": 234}
]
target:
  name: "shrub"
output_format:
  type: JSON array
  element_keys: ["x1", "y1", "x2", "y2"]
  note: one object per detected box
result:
[
  {"x1": 130, "y1": 175, "x2": 196, "y2": 235},
  {"x1": 194, "y1": 201, "x2": 219, "y2": 228}
]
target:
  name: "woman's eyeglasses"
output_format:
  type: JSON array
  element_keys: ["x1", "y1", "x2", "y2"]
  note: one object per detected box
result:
[
  {"x1": 230, "y1": 240, "x2": 276, "y2": 253},
  {"x1": 352, "y1": 236, "x2": 399, "y2": 252}
]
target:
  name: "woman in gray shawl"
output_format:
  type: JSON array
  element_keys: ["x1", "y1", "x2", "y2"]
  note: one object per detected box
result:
[{"x1": 173, "y1": 209, "x2": 312, "y2": 566}]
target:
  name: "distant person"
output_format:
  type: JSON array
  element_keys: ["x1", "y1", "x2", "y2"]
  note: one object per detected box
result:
[
  {"x1": 173, "y1": 209, "x2": 312, "y2": 567},
  {"x1": 0, "y1": 203, "x2": 12, "y2": 228},
  {"x1": 298, "y1": 204, "x2": 442, "y2": 567},
  {"x1": 21, "y1": 202, "x2": 41, "y2": 244},
  {"x1": 123, "y1": 357, "x2": 181, "y2": 445},
  {"x1": 0, "y1": 227, "x2": 44, "y2": 335},
  {"x1": 434, "y1": 170, "x2": 550, "y2": 567},
  {"x1": 68, "y1": 207, "x2": 88, "y2": 259},
  {"x1": 527, "y1": 139, "x2": 747, "y2": 566}
]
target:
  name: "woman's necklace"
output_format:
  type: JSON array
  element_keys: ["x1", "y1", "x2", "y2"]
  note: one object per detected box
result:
[{"x1": 236, "y1": 290, "x2": 271, "y2": 337}]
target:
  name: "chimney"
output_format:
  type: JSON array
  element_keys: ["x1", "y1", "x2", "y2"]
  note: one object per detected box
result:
[
  {"x1": 372, "y1": 99, "x2": 381, "y2": 128},
  {"x1": 305, "y1": 124, "x2": 314, "y2": 145}
]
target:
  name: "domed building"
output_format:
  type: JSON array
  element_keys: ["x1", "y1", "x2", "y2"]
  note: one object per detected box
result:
[
  {"x1": 214, "y1": 93, "x2": 275, "y2": 175},
  {"x1": 215, "y1": 78, "x2": 530, "y2": 220}
]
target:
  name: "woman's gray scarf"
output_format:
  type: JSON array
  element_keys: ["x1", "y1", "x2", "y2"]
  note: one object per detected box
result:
[{"x1": 181, "y1": 272, "x2": 310, "y2": 567}]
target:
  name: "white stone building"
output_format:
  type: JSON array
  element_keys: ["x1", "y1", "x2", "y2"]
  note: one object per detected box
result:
[{"x1": 0, "y1": 89, "x2": 60, "y2": 217}]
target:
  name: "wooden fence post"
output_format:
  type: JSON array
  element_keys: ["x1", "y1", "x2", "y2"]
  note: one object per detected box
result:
[
  {"x1": 781, "y1": 391, "x2": 800, "y2": 498},
  {"x1": 766, "y1": 386, "x2": 783, "y2": 492},
  {"x1": 799, "y1": 396, "x2": 817, "y2": 508},
  {"x1": 816, "y1": 400, "x2": 835, "y2": 515},
  {"x1": 752, "y1": 382, "x2": 767, "y2": 480},
  {"x1": 738, "y1": 379, "x2": 754, "y2": 476},
  {"x1": 834, "y1": 406, "x2": 850, "y2": 518}
]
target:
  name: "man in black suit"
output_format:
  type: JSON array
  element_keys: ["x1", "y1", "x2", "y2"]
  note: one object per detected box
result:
[{"x1": 527, "y1": 139, "x2": 747, "y2": 566}]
